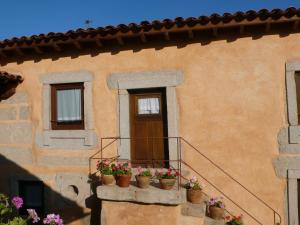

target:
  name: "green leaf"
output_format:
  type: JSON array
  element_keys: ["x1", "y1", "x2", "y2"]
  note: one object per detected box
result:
[{"x1": 0, "y1": 207, "x2": 12, "y2": 216}]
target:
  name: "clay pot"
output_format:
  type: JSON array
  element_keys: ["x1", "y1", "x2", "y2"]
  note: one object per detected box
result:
[
  {"x1": 135, "y1": 175, "x2": 151, "y2": 188},
  {"x1": 101, "y1": 174, "x2": 115, "y2": 185},
  {"x1": 116, "y1": 174, "x2": 131, "y2": 187},
  {"x1": 209, "y1": 206, "x2": 224, "y2": 220},
  {"x1": 159, "y1": 178, "x2": 176, "y2": 190},
  {"x1": 187, "y1": 189, "x2": 203, "y2": 204}
]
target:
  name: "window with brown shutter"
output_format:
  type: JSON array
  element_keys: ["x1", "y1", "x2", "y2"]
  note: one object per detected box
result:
[{"x1": 51, "y1": 83, "x2": 84, "y2": 130}]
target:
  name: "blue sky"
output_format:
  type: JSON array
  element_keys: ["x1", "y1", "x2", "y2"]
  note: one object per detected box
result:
[{"x1": 0, "y1": 0, "x2": 300, "y2": 40}]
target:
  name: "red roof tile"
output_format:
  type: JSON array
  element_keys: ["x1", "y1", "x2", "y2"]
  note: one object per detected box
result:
[{"x1": 0, "y1": 7, "x2": 300, "y2": 57}]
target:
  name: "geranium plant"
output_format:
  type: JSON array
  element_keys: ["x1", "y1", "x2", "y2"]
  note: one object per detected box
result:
[
  {"x1": 185, "y1": 176, "x2": 203, "y2": 190},
  {"x1": 96, "y1": 160, "x2": 113, "y2": 175},
  {"x1": 208, "y1": 197, "x2": 225, "y2": 209},
  {"x1": 136, "y1": 166, "x2": 152, "y2": 177},
  {"x1": 112, "y1": 161, "x2": 132, "y2": 176},
  {"x1": 0, "y1": 193, "x2": 63, "y2": 225},
  {"x1": 225, "y1": 215, "x2": 243, "y2": 225},
  {"x1": 155, "y1": 168, "x2": 179, "y2": 179}
]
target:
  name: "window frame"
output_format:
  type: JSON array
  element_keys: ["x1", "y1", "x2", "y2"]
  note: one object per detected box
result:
[{"x1": 51, "y1": 82, "x2": 85, "y2": 130}]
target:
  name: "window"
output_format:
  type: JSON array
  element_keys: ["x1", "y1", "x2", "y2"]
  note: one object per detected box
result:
[
  {"x1": 137, "y1": 97, "x2": 160, "y2": 115},
  {"x1": 19, "y1": 181, "x2": 44, "y2": 216},
  {"x1": 51, "y1": 83, "x2": 84, "y2": 130}
]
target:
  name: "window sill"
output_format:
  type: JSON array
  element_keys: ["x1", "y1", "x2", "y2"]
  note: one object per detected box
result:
[{"x1": 36, "y1": 129, "x2": 97, "y2": 150}]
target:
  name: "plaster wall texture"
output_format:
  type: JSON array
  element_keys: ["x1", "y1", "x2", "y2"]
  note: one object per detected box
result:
[{"x1": 0, "y1": 32, "x2": 298, "y2": 224}]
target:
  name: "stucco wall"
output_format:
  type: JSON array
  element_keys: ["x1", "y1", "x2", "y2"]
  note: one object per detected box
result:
[{"x1": 0, "y1": 32, "x2": 298, "y2": 224}]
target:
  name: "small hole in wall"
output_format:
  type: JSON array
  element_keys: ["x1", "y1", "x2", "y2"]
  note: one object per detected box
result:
[{"x1": 67, "y1": 185, "x2": 79, "y2": 197}]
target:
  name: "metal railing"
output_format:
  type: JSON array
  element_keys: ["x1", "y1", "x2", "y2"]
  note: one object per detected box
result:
[
  {"x1": 89, "y1": 136, "x2": 282, "y2": 225},
  {"x1": 180, "y1": 137, "x2": 281, "y2": 225}
]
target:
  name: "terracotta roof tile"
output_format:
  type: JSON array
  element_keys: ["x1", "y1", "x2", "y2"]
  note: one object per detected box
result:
[
  {"x1": 0, "y1": 71, "x2": 23, "y2": 83},
  {"x1": 0, "y1": 7, "x2": 300, "y2": 56}
]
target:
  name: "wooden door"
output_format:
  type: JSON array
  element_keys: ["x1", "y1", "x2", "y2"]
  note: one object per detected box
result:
[{"x1": 129, "y1": 88, "x2": 168, "y2": 167}]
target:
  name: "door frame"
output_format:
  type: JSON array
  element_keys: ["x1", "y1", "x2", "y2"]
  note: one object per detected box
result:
[{"x1": 107, "y1": 70, "x2": 183, "y2": 164}]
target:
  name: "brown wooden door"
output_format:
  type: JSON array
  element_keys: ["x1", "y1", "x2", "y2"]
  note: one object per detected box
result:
[{"x1": 129, "y1": 88, "x2": 168, "y2": 167}]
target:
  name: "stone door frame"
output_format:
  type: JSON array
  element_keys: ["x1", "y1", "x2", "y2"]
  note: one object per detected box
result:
[{"x1": 107, "y1": 70, "x2": 183, "y2": 162}]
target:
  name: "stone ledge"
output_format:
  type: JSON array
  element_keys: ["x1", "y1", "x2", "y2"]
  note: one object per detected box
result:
[
  {"x1": 204, "y1": 216, "x2": 224, "y2": 225},
  {"x1": 97, "y1": 184, "x2": 186, "y2": 205},
  {"x1": 181, "y1": 201, "x2": 206, "y2": 218}
]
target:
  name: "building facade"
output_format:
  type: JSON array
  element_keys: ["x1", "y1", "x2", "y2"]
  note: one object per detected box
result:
[{"x1": 1, "y1": 7, "x2": 300, "y2": 225}]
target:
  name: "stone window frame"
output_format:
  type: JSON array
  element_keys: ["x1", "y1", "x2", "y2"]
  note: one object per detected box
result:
[
  {"x1": 37, "y1": 71, "x2": 97, "y2": 149},
  {"x1": 107, "y1": 70, "x2": 183, "y2": 162},
  {"x1": 277, "y1": 61, "x2": 300, "y2": 153},
  {"x1": 287, "y1": 170, "x2": 300, "y2": 225}
]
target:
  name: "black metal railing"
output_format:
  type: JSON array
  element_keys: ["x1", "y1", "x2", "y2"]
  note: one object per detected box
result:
[{"x1": 89, "y1": 136, "x2": 282, "y2": 225}]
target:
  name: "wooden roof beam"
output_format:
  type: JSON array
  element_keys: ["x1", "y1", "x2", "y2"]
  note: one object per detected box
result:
[
  {"x1": 212, "y1": 27, "x2": 218, "y2": 37},
  {"x1": 140, "y1": 33, "x2": 147, "y2": 43},
  {"x1": 239, "y1": 25, "x2": 245, "y2": 34},
  {"x1": 15, "y1": 48, "x2": 24, "y2": 56},
  {"x1": 293, "y1": 20, "x2": 300, "y2": 30},
  {"x1": 34, "y1": 46, "x2": 43, "y2": 54},
  {"x1": 116, "y1": 36, "x2": 124, "y2": 45},
  {"x1": 95, "y1": 39, "x2": 103, "y2": 47},
  {"x1": 0, "y1": 50, "x2": 7, "y2": 58},
  {"x1": 52, "y1": 43, "x2": 61, "y2": 52},
  {"x1": 188, "y1": 30, "x2": 194, "y2": 39},
  {"x1": 265, "y1": 23, "x2": 271, "y2": 32},
  {"x1": 164, "y1": 32, "x2": 170, "y2": 41},
  {"x1": 73, "y1": 40, "x2": 82, "y2": 49}
]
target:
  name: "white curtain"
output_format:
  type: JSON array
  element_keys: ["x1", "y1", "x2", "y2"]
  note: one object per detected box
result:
[
  {"x1": 138, "y1": 98, "x2": 160, "y2": 114},
  {"x1": 57, "y1": 89, "x2": 82, "y2": 121}
]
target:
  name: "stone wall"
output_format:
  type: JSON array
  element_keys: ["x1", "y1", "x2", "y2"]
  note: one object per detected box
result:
[{"x1": 0, "y1": 91, "x2": 32, "y2": 165}]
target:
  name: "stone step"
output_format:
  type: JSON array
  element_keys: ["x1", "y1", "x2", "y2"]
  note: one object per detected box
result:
[
  {"x1": 181, "y1": 201, "x2": 206, "y2": 218},
  {"x1": 97, "y1": 182, "x2": 186, "y2": 205},
  {"x1": 204, "y1": 216, "x2": 225, "y2": 225},
  {"x1": 180, "y1": 198, "x2": 225, "y2": 225}
]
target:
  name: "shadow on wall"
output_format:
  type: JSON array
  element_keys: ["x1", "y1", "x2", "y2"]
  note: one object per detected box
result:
[{"x1": 0, "y1": 155, "x2": 102, "y2": 225}]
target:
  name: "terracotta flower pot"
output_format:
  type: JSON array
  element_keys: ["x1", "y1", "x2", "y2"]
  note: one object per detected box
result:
[
  {"x1": 101, "y1": 174, "x2": 115, "y2": 185},
  {"x1": 116, "y1": 174, "x2": 131, "y2": 187},
  {"x1": 187, "y1": 189, "x2": 203, "y2": 203},
  {"x1": 209, "y1": 206, "x2": 224, "y2": 220},
  {"x1": 135, "y1": 175, "x2": 151, "y2": 188},
  {"x1": 159, "y1": 178, "x2": 176, "y2": 190}
]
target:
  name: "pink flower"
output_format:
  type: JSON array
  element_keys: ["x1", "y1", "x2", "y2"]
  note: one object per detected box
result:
[
  {"x1": 43, "y1": 214, "x2": 64, "y2": 225},
  {"x1": 190, "y1": 176, "x2": 197, "y2": 183},
  {"x1": 137, "y1": 166, "x2": 142, "y2": 174},
  {"x1": 11, "y1": 196, "x2": 23, "y2": 209},
  {"x1": 27, "y1": 209, "x2": 40, "y2": 223}
]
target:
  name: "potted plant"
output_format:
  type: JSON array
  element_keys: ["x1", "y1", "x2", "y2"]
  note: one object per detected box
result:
[
  {"x1": 185, "y1": 176, "x2": 204, "y2": 203},
  {"x1": 207, "y1": 197, "x2": 225, "y2": 220},
  {"x1": 225, "y1": 215, "x2": 244, "y2": 225},
  {"x1": 97, "y1": 160, "x2": 115, "y2": 185},
  {"x1": 155, "y1": 168, "x2": 179, "y2": 190},
  {"x1": 135, "y1": 166, "x2": 152, "y2": 188},
  {"x1": 112, "y1": 161, "x2": 132, "y2": 187}
]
